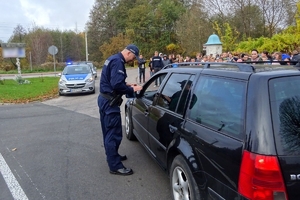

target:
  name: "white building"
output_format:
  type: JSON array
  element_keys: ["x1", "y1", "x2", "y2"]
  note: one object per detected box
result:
[{"x1": 203, "y1": 34, "x2": 222, "y2": 57}]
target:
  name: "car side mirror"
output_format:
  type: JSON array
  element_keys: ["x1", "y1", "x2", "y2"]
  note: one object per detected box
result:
[{"x1": 135, "y1": 91, "x2": 141, "y2": 98}]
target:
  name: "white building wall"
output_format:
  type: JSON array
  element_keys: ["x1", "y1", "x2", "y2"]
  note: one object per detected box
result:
[{"x1": 206, "y1": 45, "x2": 222, "y2": 57}]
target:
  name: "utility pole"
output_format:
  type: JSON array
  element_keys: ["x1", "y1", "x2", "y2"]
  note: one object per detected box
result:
[
  {"x1": 29, "y1": 51, "x2": 32, "y2": 71},
  {"x1": 85, "y1": 32, "x2": 88, "y2": 61},
  {"x1": 60, "y1": 32, "x2": 63, "y2": 62}
]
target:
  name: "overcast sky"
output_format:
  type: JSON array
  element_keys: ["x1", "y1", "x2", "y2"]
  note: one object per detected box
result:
[{"x1": 0, "y1": 0, "x2": 95, "y2": 43}]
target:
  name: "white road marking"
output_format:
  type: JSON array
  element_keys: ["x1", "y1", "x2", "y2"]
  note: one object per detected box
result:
[{"x1": 0, "y1": 153, "x2": 29, "y2": 200}]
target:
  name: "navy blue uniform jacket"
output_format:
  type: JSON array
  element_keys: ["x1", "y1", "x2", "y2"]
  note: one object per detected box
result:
[
  {"x1": 99, "y1": 52, "x2": 134, "y2": 113},
  {"x1": 152, "y1": 56, "x2": 164, "y2": 69}
]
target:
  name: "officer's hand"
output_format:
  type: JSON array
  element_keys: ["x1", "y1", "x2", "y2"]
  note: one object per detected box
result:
[
  {"x1": 132, "y1": 85, "x2": 142, "y2": 92},
  {"x1": 128, "y1": 83, "x2": 138, "y2": 86},
  {"x1": 163, "y1": 95, "x2": 171, "y2": 102}
]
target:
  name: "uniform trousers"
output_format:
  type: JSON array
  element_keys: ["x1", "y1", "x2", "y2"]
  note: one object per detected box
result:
[
  {"x1": 139, "y1": 68, "x2": 145, "y2": 83},
  {"x1": 98, "y1": 96, "x2": 124, "y2": 171}
]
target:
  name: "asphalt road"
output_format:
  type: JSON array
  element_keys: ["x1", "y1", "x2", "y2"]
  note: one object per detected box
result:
[{"x1": 0, "y1": 68, "x2": 172, "y2": 200}]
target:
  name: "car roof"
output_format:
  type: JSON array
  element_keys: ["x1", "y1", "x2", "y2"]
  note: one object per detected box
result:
[
  {"x1": 75, "y1": 61, "x2": 93, "y2": 65},
  {"x1": 158, "y1": 62, "x2": 300, "y2": 82},
  {"x1": 162, "y1": 62, "x2": 300, "y2": 75},
  {"x1": 65, "y1": 64, "x2": 89, "y2": 67}
]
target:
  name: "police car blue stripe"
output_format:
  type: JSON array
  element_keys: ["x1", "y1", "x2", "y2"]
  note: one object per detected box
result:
[{"x1": 65, "y1": 74, "x2": 87, "y2": 81}]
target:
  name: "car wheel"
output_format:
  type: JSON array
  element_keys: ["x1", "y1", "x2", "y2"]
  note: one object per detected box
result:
[
  {"x1": 170, "y1": 155, "x2": 200, "y2": 200},
  {"x1": 125, "y1": 108, "x2": 136, "y2": 140},
  {"x1": 59, "y1": 91, "x2": 63, "y2": 96},
  {"x1": 91, "y1": 89, "x2": 95, "y2": 94}
]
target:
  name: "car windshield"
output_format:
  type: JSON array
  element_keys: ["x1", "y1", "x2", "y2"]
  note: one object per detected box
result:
[
  {"x1": 269, "y1": 76, "x2": 300, "y2": 155},
  {"x1": 63, "y1": 66, "x2": 91, "y2": 75},
  {"x1": 86, "y1": 63, "x2": 95, "y2": 70}
]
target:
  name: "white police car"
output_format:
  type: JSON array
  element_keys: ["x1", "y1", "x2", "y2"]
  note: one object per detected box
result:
[{"x1": 58, "y1": 64, "x2": 95, "y2": 95}]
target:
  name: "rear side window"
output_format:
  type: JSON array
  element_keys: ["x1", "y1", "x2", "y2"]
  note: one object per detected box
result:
[
  {"x1": 269, "y1": 77, "x2": 300, "y2": 155},
  {"x1": 188, "y1": 76, "x2": 246, "y2": 139}
]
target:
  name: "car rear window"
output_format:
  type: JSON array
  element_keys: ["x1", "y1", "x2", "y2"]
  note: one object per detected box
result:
[{"x1": 269, "y1": 76, "x2": 300, "y2": 155}]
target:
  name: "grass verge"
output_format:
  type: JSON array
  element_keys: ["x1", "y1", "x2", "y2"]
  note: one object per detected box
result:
[{"x1": 0, "y1": 77, "x2": 60, "y2": 104}]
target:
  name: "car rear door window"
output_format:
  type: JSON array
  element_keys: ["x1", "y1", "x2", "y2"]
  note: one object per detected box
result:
[{"x1": 188, "y1": 76, "x2": 246, "y2": 139}]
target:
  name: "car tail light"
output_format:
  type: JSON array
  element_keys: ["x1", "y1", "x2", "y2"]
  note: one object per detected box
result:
[{"x1": 238, "y1": 150, "x2": 288, "y2": 200}]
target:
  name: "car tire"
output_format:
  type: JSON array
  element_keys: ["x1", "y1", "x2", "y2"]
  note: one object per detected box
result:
[
  {"x1": 125, "y1": 108, "x2": 136, "y2": 140},
  {"x1": 91, "y1": 89, "x2": 95, "y2": 94},
  {"x1": 170, "y1": 155, "x2": 201, "y2": 200},
  {"x1": 59, "y1": 92, "x2": 63, "y2": 96}
]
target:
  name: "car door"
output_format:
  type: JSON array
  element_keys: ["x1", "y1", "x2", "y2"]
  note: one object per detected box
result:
[
  {"x1": 131, "y1": 73, "x2": 168, "y2": 150},
  {"x1": 185, "y1": 75, "x2": 247, "y2": 199},
  {"x1": 147, "y1": 73, "x2": 196, "y2": 168}
]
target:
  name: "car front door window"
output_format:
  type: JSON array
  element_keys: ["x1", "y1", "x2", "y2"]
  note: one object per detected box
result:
[
  {"x1": 157, "y1": 73, "x2": 195, "y2": 115},
  {"x1": 142, "y1": 74, "x2": 167, "y2": 102}
]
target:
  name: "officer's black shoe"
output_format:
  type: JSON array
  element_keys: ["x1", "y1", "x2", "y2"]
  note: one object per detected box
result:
[
  {"x1": 120, "y1": 155, "x2": 127, "y2": 161},
  {"x1": 110, "y1": 167, "x2": 133, "y2": 176}
]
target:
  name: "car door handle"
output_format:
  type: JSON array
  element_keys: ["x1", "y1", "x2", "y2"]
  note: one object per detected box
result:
[
  {"x1": 169, "y1": 124, "x2": 177, "y2": 133},
  {"x1": 192, "y1": 130, "x2": 200, "y2": 143}
]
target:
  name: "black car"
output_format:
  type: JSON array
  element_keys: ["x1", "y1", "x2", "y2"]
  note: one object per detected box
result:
[{"x1": 124, "y1": 62, "x2": 300, "y2": 200}]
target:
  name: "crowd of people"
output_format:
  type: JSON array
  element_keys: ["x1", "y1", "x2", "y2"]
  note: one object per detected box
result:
[{"x1": 136, "y1": 49, "x2": 300, "y2": 83}]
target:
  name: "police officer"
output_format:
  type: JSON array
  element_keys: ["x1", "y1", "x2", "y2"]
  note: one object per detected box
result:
[
  {"x1": 98, "y1": 44, "x2": 142, "y2": 175},
  {"x1": 151, "y1": 51, "x2": 164, "y2": 86}
]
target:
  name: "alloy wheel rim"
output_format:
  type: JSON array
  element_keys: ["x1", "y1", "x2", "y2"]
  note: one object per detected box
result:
[
  {"x1": 125, "y1": 112, "x2": 129, "y2": 135},
  {"x1": 172, "y1": 166, "x2": 190, "y2": 200}
]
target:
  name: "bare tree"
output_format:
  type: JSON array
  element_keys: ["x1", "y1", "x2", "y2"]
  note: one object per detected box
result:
[
  {"x1": 201, "y1": 0, "x2": 264, "y2": 38},
  {"x1": 26, "y1": 24, "x2": 53, "y2": 65},
  {"x1": 257, "y1": 0, "x2": 288, "y2": 37},
  {"x1": 176, "y1": 1, "x2": 212, "y2": 55},
  {"x1": 11, "y1": 24, "x2": 27, "y2": 43},
  {"x1": 284, "y1": 0, "x2": 299, "y2": 26},
  {"x1": 202, "y1": 0, "x2": 231, "y2": 21},
  {"x1": 202, "y1": 0, "x2": 297, "y2": 39},
  {"x1": 230, "y1": 0, "x2": 254, "y2": 38}
]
